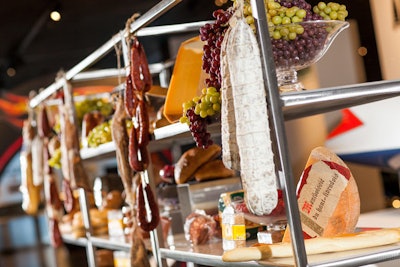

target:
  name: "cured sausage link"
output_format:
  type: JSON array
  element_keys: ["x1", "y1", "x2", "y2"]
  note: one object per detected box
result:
[
  {"x1": 136, "y1": 99, "x2": 150, "y2": 147},
  {"x1": 137, "y1": 183, "x2": 160, "y2": 232},
  {"x1": 124, "y1": 74, "x2": 136, "y2": 118},
  {"x1": 130, "y1": 37, "x2": 152, "y2": 93},
  {"x1": 128, "y1": 126, "x2": 144, "y2": 172}
]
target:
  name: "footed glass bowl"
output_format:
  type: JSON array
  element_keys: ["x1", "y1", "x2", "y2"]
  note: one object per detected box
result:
[{"x1": 269, "y1": 20, "x2": 350, "y2": 92}]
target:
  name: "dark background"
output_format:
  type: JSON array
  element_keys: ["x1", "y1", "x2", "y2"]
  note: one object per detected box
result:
[
  {"x1": 0, "y1": 0, "x2": 381, "y2": 175},
  {"x1": 0, "y1": 0, "x2": 223, "y2": 175}
]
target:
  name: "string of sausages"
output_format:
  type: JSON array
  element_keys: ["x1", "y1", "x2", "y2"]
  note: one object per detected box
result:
[
  {"x1": 38, "y1": 103, "x2": 64, "y2": 248},
  {"x1": 125, "y1": 36, "x2": 160, "y2": 232}
]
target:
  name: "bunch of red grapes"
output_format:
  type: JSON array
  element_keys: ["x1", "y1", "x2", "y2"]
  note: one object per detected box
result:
[{"x1": 184, "y1": 8, "x2": 233, "y2": 148}]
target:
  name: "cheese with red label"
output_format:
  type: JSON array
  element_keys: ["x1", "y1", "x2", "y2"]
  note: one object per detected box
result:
[{"x1": 282, "y1": 146, "x2": 360, "y2": 242}]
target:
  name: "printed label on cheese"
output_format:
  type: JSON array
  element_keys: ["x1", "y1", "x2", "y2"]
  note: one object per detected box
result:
[{"x1": 297, "y1": 160, "x2": 349, "y2": 237}]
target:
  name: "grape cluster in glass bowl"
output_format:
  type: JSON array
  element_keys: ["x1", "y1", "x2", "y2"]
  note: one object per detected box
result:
[
  {"x1": 246, "y1": 0, "x2": 349, "y2": 70},
  {"x1": 271, "y1": 19, "x2": 348, "y2": 71}
]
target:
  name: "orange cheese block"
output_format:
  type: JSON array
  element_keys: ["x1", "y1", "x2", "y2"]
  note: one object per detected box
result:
[
  {"x1": 163, "y1": 36, "x2": 206, "y2": 123},
  {"x1": 282, "y1": 146, "x2": 360, "y2": 242}
]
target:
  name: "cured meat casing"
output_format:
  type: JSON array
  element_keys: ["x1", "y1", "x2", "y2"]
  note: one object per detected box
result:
[
  {"x1": 224, "y1": 17, "x2": 278, "y2": 215},
  {"x1": 220, "y1": 26, "x2": 240, "y2": 171}
]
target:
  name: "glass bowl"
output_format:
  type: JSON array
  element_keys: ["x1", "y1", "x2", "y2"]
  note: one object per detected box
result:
[{"x1": 269, "y1": 20, "x2": 350, "y2": 92}]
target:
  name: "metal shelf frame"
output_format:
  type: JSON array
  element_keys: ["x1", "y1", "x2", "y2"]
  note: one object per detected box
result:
[{"x1": 29, "y1": 0, "x2": 400, "y2": 266}]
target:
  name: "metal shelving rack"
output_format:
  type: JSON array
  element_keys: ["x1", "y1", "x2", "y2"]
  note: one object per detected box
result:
[{"x1": 28, "y1": 0, "x2": 400, "y2": 266}]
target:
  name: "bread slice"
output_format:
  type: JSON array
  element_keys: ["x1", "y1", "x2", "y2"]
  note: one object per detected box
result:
[
  {"x1": 174, "y1": 144, "x2": 222, "y2": 184},
  {"x1": 194, "y1": 159, "x2": 235, "y2": 181}
]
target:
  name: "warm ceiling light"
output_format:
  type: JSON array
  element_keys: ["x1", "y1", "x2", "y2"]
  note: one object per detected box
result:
[
  {"x1": 6, "y1": 67, "x2": 16, "y2": 77},
  {"x1": 357, "y1": 46, "x2": 368, "y2": 57},
  {"x1": 50, "y1": 10, "x2": 61, "y2": 21},
  {"x1": 393, "y1": 198, "x2": 400, "y2": 209}
]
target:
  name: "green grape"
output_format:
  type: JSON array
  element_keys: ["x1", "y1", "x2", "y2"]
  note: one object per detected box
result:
[
  {"x1": 285, "y1": 7, "x2": 299, "y2": 18},
  {"x1": 295, "y1": 25, "x2": 305, "y2": 35},
  {"x1": 267, "y1": 1, "x2": 280, "y2": 10},
  {"x1": 289, "y1": 32, "x2": 297, "y2": 40},
  {"x1": 296, "y1": 9, "x2": 307, "y2": 19},
  {"x1": 281, "y1": 16, "x2": 291, "y2": 25},
  {"x1": 272, "y1": 15, "x2": 282, "y2": 25},
  {"x1": 329, "y1": 11, "x2": 338, "y2": 20},
  {"x1": 323, "y1": 6, "x2": 332, "y2": 15},
  {"x1": 183, "y1": 100, "x2": 195, "y2": 112},
  {"x1": 339, "y1": 4, "x2": 347, "y2": 11},
  {"x1": 329, "y1": 2, "x2": 340, "y2": 11},
  {"x1": 272, "y1": 30, "x2": 281, "y2": 39},
  {"x1": 291, "y1": 16, "x2": 302, "y2": 23},
  {"x1": 210, "y1": 95, "x2": 219, "y2": 104},
  {"x1": 245, "y1": 15, "x2": 254, "y2": 25},
  {"x1": 317, "y1": 2, "x2": 327, "y2": 11},
  {"x1": 199, "y1": 110, "x2": 208, "y2": 118},
  {"x1": 337, "y1": 10, "x2": 348, "y2": 21},
  {"x1": 213, "y1": 103, "x2": 221, "y2": 112},
  {"x1": 194, "y1": 105, "x2": 201, "y2": 115},
  {"x1": 279, "y1": 27, "x2": 289, "y2": 37},
  {"x1": 207, "y1": 108, "x2": 215, "y2": 116}
]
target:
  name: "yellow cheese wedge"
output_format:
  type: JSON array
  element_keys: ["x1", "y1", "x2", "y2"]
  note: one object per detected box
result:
[{"x1": 163, "y1": 36, "x2": 206, "y2": 123}]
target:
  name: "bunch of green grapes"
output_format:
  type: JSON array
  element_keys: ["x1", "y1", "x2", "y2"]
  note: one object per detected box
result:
[
  {"x1": 236, "y1": 0, "x2": 307, "y2": 40},
  {"x1": 180, "y1": 87, "x2": 221, "y2": 148},
  {"x1": 86, "y1": 119, "x2": 133, "y2": 148},
  {"x1": 180, "y1": 87, "x2": 221, "y2": 123},
  {"x1": 267, "y1": 2, "x2": 307, "y2": 40},
  {"x1": 234, "y1": 0, "x2": 347, "y2": 40},
  {"x1": 86, "y1": 120, "x2": 113, "y2": 147},
  {"x1": 312, "y1": 2, "x2": 348, "y2": 21},
  {"x1": 75, "y1": 98, "x2": 113, "y2": 125}
]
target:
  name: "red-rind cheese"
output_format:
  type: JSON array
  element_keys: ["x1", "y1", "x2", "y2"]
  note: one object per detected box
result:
[{"x1": 282, "y1": 146, "x2": 360, "y2": 242}]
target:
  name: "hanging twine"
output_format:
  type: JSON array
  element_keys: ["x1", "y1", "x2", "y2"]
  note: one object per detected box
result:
[
  {"x1": 113, "y1": 38, "x2": 123, "y2": 86},
  {"x1": 125, "y1": 13, "x2": 140, "y2": 45}
]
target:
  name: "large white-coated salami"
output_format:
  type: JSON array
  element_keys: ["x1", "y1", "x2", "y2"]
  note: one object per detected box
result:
[{"x1": 222, "y1": 7, "x2": 278, "y2": 215}]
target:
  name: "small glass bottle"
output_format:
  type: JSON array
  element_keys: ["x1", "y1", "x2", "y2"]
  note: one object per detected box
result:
[
  {"x1": 221, "y1": 202, "x2": 246, "y2": 251},
  {"x1": 257, "y1": 220, "x2": 286, "y2": 244}
]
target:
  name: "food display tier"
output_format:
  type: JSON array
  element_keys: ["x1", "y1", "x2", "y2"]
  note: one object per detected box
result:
[
  {"x1": 61, "y1": 209, "x2": 400, "y2": 267},
  {"x1": 80, "y1": 79, "x2": 400, "y2": 161},
  {"x1": 161, "y1": 236, "x2": 400, "y2": 267},
  {"x1": 61, "y1": 232, "x2": 400, "y2": 267}
]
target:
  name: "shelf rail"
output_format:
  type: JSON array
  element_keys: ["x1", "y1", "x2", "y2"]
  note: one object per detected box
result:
[{"x1": 282, "y1": 79, "x2": 400, "y2": 120}]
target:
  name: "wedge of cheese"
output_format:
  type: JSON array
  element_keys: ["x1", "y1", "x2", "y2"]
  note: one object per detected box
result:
[
  {"x1": 163, "y1": 36, "x2": 206, "y2": 123},
  {"x1": 282, "y1": 146, "x2": 360, "y2": 242}
]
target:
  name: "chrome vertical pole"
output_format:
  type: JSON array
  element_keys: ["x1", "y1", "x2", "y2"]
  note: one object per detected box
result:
[{"x1": 250, "y1": 0, "x2": 308, "y2": 266}]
